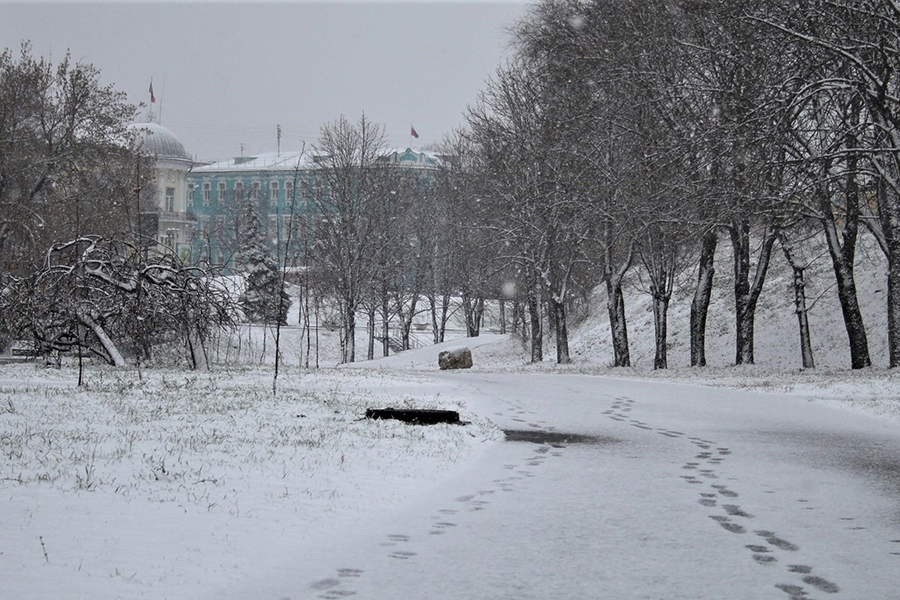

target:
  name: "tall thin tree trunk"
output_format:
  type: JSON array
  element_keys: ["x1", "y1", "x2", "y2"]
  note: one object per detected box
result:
[
  {"x1": 367, "y1": 306, "x2": 375, "y2": 360},
  {"x1": 652, "y1": 294, "x2": 669, "y2": 370},
  {"x1": 820, "y1": 168, "x2": 871, "y2": 369},
  {"x1": 527, "y1": 276, "x2": 542, "y2": 362},
  {"x1": 780, "y1": 237, "x2": 815, "y2": 369},
  {"x1": 551, "y1": 298, "x2": 570, "y2": 364},
  {"x1": 605, "y1": 277, "x2": 630, "y2": 367},
  {"x1": 499, "y1": 299, "x2": 507, "y2": 334},
  {"x1": 429, "y1": 295, "x2": 440, "y2": 344},
  {"x1": 690, "y1": 230, "x2": 716, "y2": 366},
  {"x1": 792, "y1": 266, "x2": 815, "y2": 369},
  {"x1": 381, "y1": 295, "x2": 390, "y2": 357},
  {"x1": 877, "y1": 178, "x2": 900, "y2": 367},
  {"x1": 729, "y1": 220, "x2": 776, "y2": 365},
  {"x1": 340, "y1": 298, "x2": 356, "y2": 364}
]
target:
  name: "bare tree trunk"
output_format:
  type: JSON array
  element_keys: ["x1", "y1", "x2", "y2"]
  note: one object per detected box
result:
[
  {"x1": 186, "y1": 324, "x2": 209, "y2": 373},
  {"x1": 511, "y1": 300, "x2": 520, "y2": 336},
  {"x1": 499, "y1": 299, "x2": 507, "y2": 334},
  {"x1": 606, "y1": 277, "x2": 631, "y2": 367},
  {"x1": 303, "y1": 287, "x2": 311, "y2": 369},
  {"x1": 526, "y1": 272, "x2": 543, "y2": 362},
  {"x1": 690, "y1": 230, "x2": 717, "y2": 367},
  {"x1": 399, "y1": 296, "x2": 418, "y2": 351},
  {"x1": 651, "y1": 294, "x2": 669, "y2": 370},
  {"x1": 603, "y1": 232, "x2": 633, "y2": 367},
  {"x1": 438, "y1": 293, "x2": 450, "y2": 343},
  {"x1": 342, "y1": 303, "x2": 356, "y2": 363},
  {"x1": 820, "y1": 172, "x2": 871, "y2": 369},
  {"x1": 381, "y1": 295, "x2": 390, "y2": 357},
  {"x1": 550, "y1": 298, "x2": 570, "y2": 364},
  {"x1": 429, "y1": 295, "x2": 440, "y2": 344},
  {"x1": 887, "y1": 249, "x2": 900, "y2": 368},
  {"x1": 367, "y1": 305, "x2": 376, "y2": 360},
  {"x1": 78, "y1": 311, "x2": 126, "y2": 367},
  {"x1": 729, "y1": 220, "x2": 777, "y2": 365},
  {"x1": 877, "y1": 178, "x2": 900, "y2": 367},
  {"x1": 780, "y1": 237, "x2": 815, "y2": 369},
  {"x1": 462, "y1": 292, "x2": 483, "y2": 337}
]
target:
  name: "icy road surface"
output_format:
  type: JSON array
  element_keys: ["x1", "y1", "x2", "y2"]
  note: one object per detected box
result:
[{"x1": 225, "y1": 372, "x2": 900, "y2": 600}]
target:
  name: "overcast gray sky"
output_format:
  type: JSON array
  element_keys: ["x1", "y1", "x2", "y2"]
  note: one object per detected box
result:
[{"x1": 1, "y1": 2, "x2": 527, "y2": 161}]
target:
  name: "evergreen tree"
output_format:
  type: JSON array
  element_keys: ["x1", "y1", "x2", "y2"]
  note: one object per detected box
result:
[{"x1": 238, "y1": 198, "x2": 290, "y2": 325}]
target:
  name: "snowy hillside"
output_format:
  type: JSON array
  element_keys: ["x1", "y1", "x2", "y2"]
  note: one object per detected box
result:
[{"x1": 568, "y1": 233, "x2": 890, "y2": 370}]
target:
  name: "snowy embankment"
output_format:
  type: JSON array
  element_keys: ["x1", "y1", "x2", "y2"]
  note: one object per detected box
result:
[
  {"x1": 474, "y1": 232, "x2": 900, "y2": 422},
  {"x1": 0, "y1": 363, "x2": 501, "y2": 599}
]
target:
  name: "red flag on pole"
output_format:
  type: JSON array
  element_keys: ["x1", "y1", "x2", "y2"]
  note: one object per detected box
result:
[
  {"x1": 149, "y1": 80, "x2": 156, "y2": 103},
  {"x1": 410, "y1": 125, "x2": 419, "y2": 139}
]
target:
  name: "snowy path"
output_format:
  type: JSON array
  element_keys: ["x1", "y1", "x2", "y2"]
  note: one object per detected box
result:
[{"x1": 223, "y1": 372, "x2": 900, "y2": 600}]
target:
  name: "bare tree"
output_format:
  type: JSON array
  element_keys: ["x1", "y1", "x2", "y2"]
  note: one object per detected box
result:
[
  {"x1": 2, "y1": 236, "x2": 236, "y2": 370},
  {"x1": 0, "y1": 43, "x2": 139, "y2": 275},
  {"x1": 310, "y1": 114, "x2": 386, "y2": 363}
]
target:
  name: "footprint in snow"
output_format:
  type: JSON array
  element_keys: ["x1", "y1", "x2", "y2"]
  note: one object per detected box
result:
[
  {"x1": 802, "y1": 575, "x2": 840, "y2": 594},
  {"x1": 774, "y1": 583, "x2": 808, "y2": 599},
  {"x1": 337, "y1": 568, "x2": 363, "y2": 578},
  {"x1": 322, "y1": 589, "x2": 357, "y2": 598},
  {"x1": 311, "y1": 579, "x2": 341, "y2": 590},
  {"x1": 722, "y1": 504, "x2": 753, "y2": 518},
  {"x1": 754, "y1": 530, "x2": 799, "y2": 552},
  {"x1": 710, "y1": 515, "x2": 746, "y2": 534}
]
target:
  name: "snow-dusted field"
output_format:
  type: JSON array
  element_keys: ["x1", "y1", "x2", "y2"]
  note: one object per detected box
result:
[{"x1": 0, "y1": 361, "x2": 500, "y2": 599}]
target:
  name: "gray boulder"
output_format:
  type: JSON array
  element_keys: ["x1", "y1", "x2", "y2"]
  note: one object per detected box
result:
[{"x1": 439, "y1": 347, "x2": 473, "y2": 370}]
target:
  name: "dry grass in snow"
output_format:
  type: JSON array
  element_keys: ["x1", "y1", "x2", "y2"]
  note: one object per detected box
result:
[{"x1": 0, "y1": 363, "x2": 500, "y2": 599}]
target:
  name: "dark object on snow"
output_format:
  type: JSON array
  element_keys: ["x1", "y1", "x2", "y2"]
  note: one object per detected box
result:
[
  {"x1": 366, "y1": 408, "x2": 461, "y2": 425},
  {"x1": 438, "y1": 348, "x2": 473, "y2": 370},
  {"x1": 503, "y1": 429, "x2": 618, "y2": 445}
]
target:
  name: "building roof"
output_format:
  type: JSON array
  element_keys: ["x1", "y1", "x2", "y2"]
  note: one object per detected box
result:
[
  {"x1": 192, "y1": 148, "x2": 439, "y2": 175},
  {"x1": 381, "y1": 147, "x2": 441, "y2": 166},
  {"x1": 191, "y1": 150, "x2": 314, "y2": 174},
  {"x1": 127, "y1": 122, "x2": 192, "y2": 162}
]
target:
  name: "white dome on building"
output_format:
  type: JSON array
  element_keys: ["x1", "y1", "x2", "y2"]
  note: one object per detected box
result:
[{"x1": 127, "y1": 121, "x2": 191, "y2": 162}]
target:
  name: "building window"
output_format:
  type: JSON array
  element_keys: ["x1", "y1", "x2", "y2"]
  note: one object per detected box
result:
[
  {"x1": 234, "y1": 181, "x2": 243, "y2": 201},
  {"x1": 203, "y1": 182, "x2": 211, "y2": 206},
  {"x1": 284, "y1": 180, "x2": 294, "y2": 202},
  {"x1": 268, "y1": 215, "x2": 279, "y2": 245},
  {"x1": 200, "y1": 216, "x2": 211, "y2": 237},
  {"x1": 218, "y1": 181, "x2": 226, "y2": 203},
  {"x1": 250, "y1": 181, "x2": 260, "y2": 200},
  {"x1": 165, "y1": 187, "x2": 175, "y2": 212},
  {"x1": 164, "y1": 228, "x2": 177, "y2": 249},
  {"x1": 187, "y1": 184, "x2": 195, "y2": 205},
  {"x1": 270, "y1": 181, "x2": 279, "y2": 202}
]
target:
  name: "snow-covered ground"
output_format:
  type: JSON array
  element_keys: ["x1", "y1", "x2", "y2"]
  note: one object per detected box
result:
[
  {"x1": 0, "y1": 360, "x2": 501, "y2": 600},
  {"x1": 4, "y1": 233, "x2": 900, "y2": 599},
  {"x1": 3, "y1": 337, "x2": 900, "y2": 599}
]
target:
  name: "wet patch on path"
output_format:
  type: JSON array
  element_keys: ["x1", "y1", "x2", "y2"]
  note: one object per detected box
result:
[{"x1": 503, "y1": 429, "x2": 619, "y2": 445}]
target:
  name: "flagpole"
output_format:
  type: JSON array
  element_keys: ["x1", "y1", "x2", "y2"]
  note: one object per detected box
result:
[{"x1": 159, "y1": 73, "x2": 166, "y2": 125}]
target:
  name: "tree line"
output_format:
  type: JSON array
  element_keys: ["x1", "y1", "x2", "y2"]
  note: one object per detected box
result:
[
  {"x1": 8, "y1": 0, "x2": 900, "y2": 374},
  {"x1": 439, "y1": 0, "x2": 900, "y2": 370}
]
